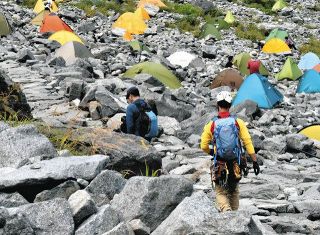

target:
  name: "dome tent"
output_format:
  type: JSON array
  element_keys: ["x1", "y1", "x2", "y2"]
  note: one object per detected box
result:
[
  {"x1": 211, "y1": 68, "x2": 243, "y2": 90},
  {"x1": 298, "y1": 52, "x2": 320, "y2": 71},
  {"x1": 232, "y1": 73, "x2": 283, "y2": 109},
  {"x1": 122, "y1": 62, "x2": 182, "y2": 89},
  {"x1": 296, "y1": 70, "x2": 320, "y2": 94},
  {"x1": 275, "y1": 57, "x2": 302, "y2": 81},
  {"x1": 298, "y1": 125, "x2": 320, "y2": 142},
  {"x1": 232, "y1": 52, "x2": 269, "y2": 76},
  {"x1": 0, "y1": 12, "x2": 11, "y2": 36}
]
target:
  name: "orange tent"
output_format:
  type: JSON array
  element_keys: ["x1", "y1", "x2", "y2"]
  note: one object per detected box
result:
[
  {"x1": 40, "y1": 13, "x2": 73, "y2": 33},
  {"x1": 313, "y1": 64, "x2": 320, "y2": 73}
]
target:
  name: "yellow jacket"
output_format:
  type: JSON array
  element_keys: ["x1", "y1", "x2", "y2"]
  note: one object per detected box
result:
[{"x1": 200, "y1": 115, "x2": 255, "y2": 155}]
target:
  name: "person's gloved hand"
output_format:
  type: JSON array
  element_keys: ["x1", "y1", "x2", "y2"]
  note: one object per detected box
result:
[{"x1": 253, "y1": 161, "x2": 260, "y2": 175}]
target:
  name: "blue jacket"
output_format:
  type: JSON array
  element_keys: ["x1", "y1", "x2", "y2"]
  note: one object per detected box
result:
[{"x1": 126, "y1": 99, "x2": 150, "y2": 136}]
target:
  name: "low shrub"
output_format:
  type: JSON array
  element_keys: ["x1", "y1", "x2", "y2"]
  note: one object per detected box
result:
[
  {"x1": 235, "y1": 23, "x2": 267, "y2": 41},
  {"x1": 165, "y1": 16, "x2": 201, "y2": 37},
  {"x1": 299, "y1": 37, "x2": 320, "y2": 57}
]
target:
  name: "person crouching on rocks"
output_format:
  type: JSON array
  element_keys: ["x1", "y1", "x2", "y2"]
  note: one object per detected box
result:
[
  {"x1": 200, "y1": 91, "x2": 260, "y2": 212},
  {"x1": 120, "y1": 87, "x2": 158, "y2": 141}
]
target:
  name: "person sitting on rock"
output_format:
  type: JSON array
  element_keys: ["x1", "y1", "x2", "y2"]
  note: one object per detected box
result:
[
  {"x1": 122, "y1": 87, "x2": 158, "y2": 141},
  {"x1": 247, "y1": 51, "x2": 261, "y2": 74},
  {"x1": 200, "y1": 91, "x2": 260, "y2": 212}
]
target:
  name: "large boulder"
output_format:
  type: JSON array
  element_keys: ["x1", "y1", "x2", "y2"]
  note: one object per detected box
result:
[
  {"x1": 4, "y1": 198, "x2": 74, "y2": 234},
  {"x1": 75, "y1": 205, "x2": 120, "y2": 235},
  {"x1": 34, "y1": 180, "x2": 81, "y2": 202},
  {"x1": 152, "y1": 192, "x2": 251, "y2": 235},
  {"x1": 176, "y1": 111, "x2": 217, "y2": 141},
  {"x1": 286, "y1": 134, "x2": 314, "y2": 151},
  {"x1": 69, "y1": 128, "x2": 162, "y2": 176},
  {"x1": 0, "y1": 124, "x2": 57, "y2": 168},
  {"x1": 0, "y1": 70, "x2": 31, "y2": 119},
  {"x1": 230, "y1": 100, "x2": 260, "y2": 122},
  {"x1": 241, "y1": 183, "x2": 282, "y2": 200},
  {"x1": 111, "y1": 176, "x2": 193, "y2": 231},
  {"x1": 0, "y1": 192, "x2": 28, "y2": 208},
  {"x1": 0, "y1": 155, "x2": 109, "y2": 201},
  {"x1": 68, "y1": 190, "x2": 97, "y2": 226},
  {"x1": 86, "y1": 170, "x2": 127, "y2": 206}
]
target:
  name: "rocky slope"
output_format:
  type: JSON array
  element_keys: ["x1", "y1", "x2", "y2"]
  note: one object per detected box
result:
[{"x1": 0, "y1": 0, "x2": 319, "y2": 234}]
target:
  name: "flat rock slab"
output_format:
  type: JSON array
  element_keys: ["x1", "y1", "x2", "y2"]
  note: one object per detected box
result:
[{"x1": 0, "y1": 155, "x2": 109, "y2": 190}]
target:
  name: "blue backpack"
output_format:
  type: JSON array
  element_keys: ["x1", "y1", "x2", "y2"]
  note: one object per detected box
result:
[
  {"x1": 211, "y1": 116, "x2": 242, "y2": 164},
  {"x1": 135, "y1": 102, "x2": 158, "y2": 139}
]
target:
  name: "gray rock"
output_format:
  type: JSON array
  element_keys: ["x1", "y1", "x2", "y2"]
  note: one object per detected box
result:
[
  {"x1": 129, "y1": 219, "x2": 150, "y2": 235},
  {"x1": 262, "y1": 136, "x2": 286, "y2": 153},
  {"x1": 0, "y1": 192, "x2": 28, "y2": 208},
  {"x1": 0, "y1": 155, "x2": 109, "y2": 190},
  {"x1": 17, "y1": 49, "x2": 35, "y2": 63},
  {"x1": 34, "y1": 180, "x2": 81, "y2": 202},
  {"x1": 95, "y1": 86, "x2": 124, "y2": 118},
  {"x1": 66, "y1": 80, "x2": 85, "y2": 102},
  {"x1": 152, "y1": 191, "x2": 251, "y2": 235},
  {"x1": 169, "y1": 165, "x2": 196, "y2": 175},
  {"x1": 286, "y1": 134, "x2": 314, "y2": 151},
  {"x1": 241, "y1": 183, "x2": 282, "y2": 200},
  {"x1": 249, "y1": 129, "x2": 265, "y2": 150},
  {"x1": 68, "y1": 190, "x2": 97, "y2": 226},
  {"x1": 75, "y1": 205, "x2": 120, "y2": 235},
  {"x1": 86, "y1": 170, "x2": 127, "y2": 206},
  {"x1": 0, "y1": 124, "x2": 57, "y2": 168},
  {"x1": 230, "y1": 100, "x2": 260, "y2": 122},
  {"x1": 111, "y1": 175, "x2": 193, "y2": 231},
  {"x1": 48, "y1": 56, "x2": 66, "y2": 67},
  {"x1": 102, "y1": 222, "x2": 135, "y2": 235},
  {"x1": 158, "y1": 116, "x2": 181, "y2": 135},
  {"x1": 6, "y1": 198, "x2": 74, "y2": 234}
]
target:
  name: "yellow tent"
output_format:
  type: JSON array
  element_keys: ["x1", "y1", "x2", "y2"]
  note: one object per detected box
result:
[
  {"x1": 135, "y1": 7, "x2": 150, "y2": 21},
  {"x1": 138, "y1": 0, "x2": 166, "y2": 8},
  {"x1": 262, "y1": 38, "x2": 291, "y2": 54},
  {"x1": 224, "y1": 11, "x2": 235, "y2": 24},
  {"x1": 113, "y1": 12, "x2": 147, "y2": 35},
  {"x1": 48, "y1": 31, "x2": 84, "y2": 45},
  {"x1": 31, "y1": 10, "x2": 50, "y2": 26},
  {"x1": 33, "y1": 0, "x2": 58, "y2": 14},
  {"x1": 298, "y1": 125, "x2": 320, "y2": 142}
]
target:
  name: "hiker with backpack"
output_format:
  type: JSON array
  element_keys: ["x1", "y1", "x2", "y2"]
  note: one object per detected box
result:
[
  {"x1": 121, "y1": 87, "x2": 158, "y2": 141},
  {"x1": 247, "y1": 51, "x2": 261, "y2": 74},
  {"x1": 200, "y1": 91, "x2": 260, "y2": 212}
]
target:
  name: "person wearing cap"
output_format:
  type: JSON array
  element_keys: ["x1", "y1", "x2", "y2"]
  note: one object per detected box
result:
[
  {"x1": 123, "y1": 87, "x2": 158, "y2": 140},
  {"x1": 200, "y1": 91, "x2": 260, "y2": 212},
  {"x1": 247, "y1": 51, "x2": 261, "y2": 74}
]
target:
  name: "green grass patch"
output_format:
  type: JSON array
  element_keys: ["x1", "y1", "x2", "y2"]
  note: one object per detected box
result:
[
  {"x1": 163, "y1": 1, "x2": 223, "y2": 37},
  {"x1": 236, "y1": 0, "x2": 276, "y2": 15},
  {"x1": 21, "y1": 0, "x2": 37, "y2": 8},
  {"x1": 74, "y1": 0, "x2": 136, "y2": 16},
  {"x1": 299, "y1": 37, "x2": 320, "y2": 57},
  {"x1": 235, "y1": 23, "x2": 267, "y2": 41},
  {"x1": 165, "y1": 16, "x2": 201, "y2": 37}
]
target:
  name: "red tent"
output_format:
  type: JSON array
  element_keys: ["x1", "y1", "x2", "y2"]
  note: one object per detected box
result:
[{"x1": 40, "y1": 13, "x2": 73, "y2": 33}]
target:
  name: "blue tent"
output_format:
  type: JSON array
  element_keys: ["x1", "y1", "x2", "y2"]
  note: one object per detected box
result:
[
  {"x1": 298, "y1": 52, "x2": 320, "y2": 70},
  {"x1": 296, "y1": 70, "x2": 320, "y2": 93},
  {"x1": 232, "y1": 73, "x2": 283, "y2": 109}
]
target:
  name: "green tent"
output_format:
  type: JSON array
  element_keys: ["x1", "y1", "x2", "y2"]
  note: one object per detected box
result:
[
  {"x1": 128, "y1": 40, "x2": 150, "y2": 53},
  {"x1": 224, "y1": 11, "x2": 235, "y2": 24},
  {"x1": 275, "y1": 57, "x2": 302, "y2": 81},
  {"x1": 232, "y1": 52, "x2": 269, "y2": 76},
  {"x1": 0, "y1": 12, "x2": 11, "y2": 36},
  {"x1": 265, "y1": 28, "x2": 288, "y2": 42},
  {"x1": 212, "y1": 18, "x2": 230, "y2": 30},
  {"x1": 199, "y1": 23, "x2": 221, "y2": 40},
  {"x1": 122, "y1": 62, "x2": 182, "y2": 89},
  {"x1": 272, "y1": 0, "x2": 287, "y2": 12}
]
